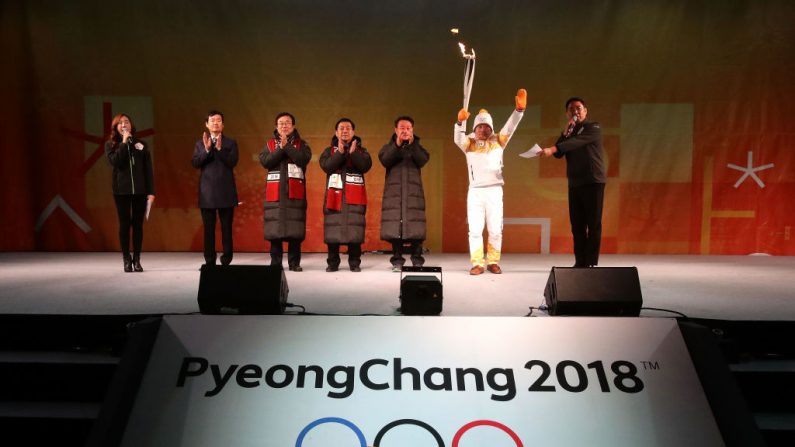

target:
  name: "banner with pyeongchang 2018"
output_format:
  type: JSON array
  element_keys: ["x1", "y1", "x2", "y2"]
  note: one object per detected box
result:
[{"x1": 120, "y1": 315, "x2": 723, "y2": 447}]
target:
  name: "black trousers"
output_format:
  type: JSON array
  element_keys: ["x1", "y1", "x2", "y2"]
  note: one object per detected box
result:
[
  {"x1": 568, "y1": 183, "x2": 605, "y2": 267},
  {"x1": 113, "y1": 194, "x2": 147, "y2": 258},
  {"x1": 201, "y1": 207, "x2": 234, "y2": 265},
  {"x1": 269, "y1": 238, "x2": 302, "y2": 268},
  {"x1": 390, "y1": 239, "x2": 424, "y2": 267},
  {"x1": 327, "y1": 243, "x2": 362, "y2": 269}
]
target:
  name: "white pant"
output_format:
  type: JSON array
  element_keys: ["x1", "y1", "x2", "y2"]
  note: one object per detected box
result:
[{"x1": 467, "y1": 186, "x2": 503, "y2": 266}]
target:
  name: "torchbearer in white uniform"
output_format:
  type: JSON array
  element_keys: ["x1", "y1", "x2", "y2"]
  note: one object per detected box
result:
[{"x1": 454, "y1": 89, "x2": 526, "y2": 275}]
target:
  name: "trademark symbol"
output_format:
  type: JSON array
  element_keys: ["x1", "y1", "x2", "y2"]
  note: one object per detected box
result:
[{"x1": 641, "y1": 361, "x2": 660, "y2": 371}]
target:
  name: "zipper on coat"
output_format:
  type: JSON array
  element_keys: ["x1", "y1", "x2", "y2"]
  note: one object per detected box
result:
[
  {"x1": 400, "y1": 160, "x2": 408, "y2": 238},
  {"x1": 341, "y1": 172, "x2": 349, "y2": 236},
  {"x1": 470, "y1": 165, "x2": 475, "y2": 182},
  {"x1": 128, "y1": 144, "x2": 136, "y2": 194}
]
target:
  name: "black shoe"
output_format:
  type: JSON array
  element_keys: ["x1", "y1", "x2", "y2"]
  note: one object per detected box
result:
[
  {"x1": 326, "y1": 265, "x2": 339, "y2": 272},
  {"x1": 350, "y1": 266, "x2": 361, "y2": 272},
  {"x1": 220, "y1": 255, "x2": 232, "y2": 266},
  {"x1": 289, "y1": 265, "x2": 303, "y2": 272},
  {"x1": 132, "y1": 255, "x2": 143, "y2": 272},
  {"x1": 123, "y1": 256, "x2": 133, "y2": 273}
]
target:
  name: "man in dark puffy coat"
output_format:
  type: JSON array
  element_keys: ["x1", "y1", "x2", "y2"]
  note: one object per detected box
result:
[
  {"x1": 258, "y1": 112, "x2": 312, "y2": 271},
  {"x1": 378, "y1": 115, "x2": 430, "y2": 272},
  {"x1": 319, "y1": 118, "x2": 372, "y2": 272}
]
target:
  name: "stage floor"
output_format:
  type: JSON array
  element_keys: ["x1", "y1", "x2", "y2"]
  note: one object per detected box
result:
[{"x1": 1, "y1": 252, "x2": 793, "y2": 320}]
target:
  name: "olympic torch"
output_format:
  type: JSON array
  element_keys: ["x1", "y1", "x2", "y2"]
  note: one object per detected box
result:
[{"x1": 451, "y1": 28, "x2": 476, "y2": 112}]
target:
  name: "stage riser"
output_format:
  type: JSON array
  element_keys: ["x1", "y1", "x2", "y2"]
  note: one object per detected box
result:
[
  {"x1": 0, "y1": 315, "x2": 793, "y2": 446},
  {"x1": 0, "y1": 316, "x2": 141, "y2": 447}
]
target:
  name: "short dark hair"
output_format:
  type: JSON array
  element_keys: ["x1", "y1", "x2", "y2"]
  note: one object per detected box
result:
[
  {"x1": 275, "y1": 112, "x2": 295, "y2": 126},
  {"x1": 565, "y1": 97, "x2": 586, "y2": 109},
  {"x1": 335, "y1": 117, "x2": 355, "y2": 130},
  {"x1": 394, "y1": 115, "x2": 414, "y2": 127},
  {"x1": 207, "y1": 110, "x2": 224, "y2": 122}
]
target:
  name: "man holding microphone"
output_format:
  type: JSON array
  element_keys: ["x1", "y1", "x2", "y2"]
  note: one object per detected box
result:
[{"x1": 540, "y1": 97, "x2": 606, "y2": 268}]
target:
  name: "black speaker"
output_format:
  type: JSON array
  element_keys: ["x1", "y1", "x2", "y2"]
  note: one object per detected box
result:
[
  {"x1": 198, "y1": 265, "x2": 288, "y2": 315},
  {"x1": 544, "y1": 267, "x2": 642, "y2": 316},
  {"x1": 400, "y1": 267, "x2": 443, "y2": 315}
]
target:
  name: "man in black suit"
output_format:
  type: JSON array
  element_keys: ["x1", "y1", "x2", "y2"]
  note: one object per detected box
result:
[
  {"x1": 192, "y1": 110, "x2": 239, "y2": 266},
  {"x1": 541, "y1": 97, "x2": 606, "y2": 267}
]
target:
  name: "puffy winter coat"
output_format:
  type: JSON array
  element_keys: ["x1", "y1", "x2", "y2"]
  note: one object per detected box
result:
[
  {"x1": 319, "y1": 135, "x2": 372, "y2": 244},
  {"x1": 258, "y1": 129, "x2": 312, "y2": 240},
  {"x1": 378, "y1": 134, "x2": 429, "y2": 241}
]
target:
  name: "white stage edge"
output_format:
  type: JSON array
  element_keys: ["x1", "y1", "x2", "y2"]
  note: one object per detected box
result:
[{"x1": 1, "y1": 252, "x2": 793, "y2": 320}]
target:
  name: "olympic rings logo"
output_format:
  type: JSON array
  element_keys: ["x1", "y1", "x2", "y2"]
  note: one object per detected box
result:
[{"x1": 295, "y1": 417, "x2": 523, "y2": 447}]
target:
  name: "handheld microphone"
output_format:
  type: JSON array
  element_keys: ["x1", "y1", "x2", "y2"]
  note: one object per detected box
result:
[
  {"x1": 122, "y1": 129, "x2": 133, "y2": 144},
  {"x1": 564, "y1": 118, "x2": 576, "y2": 137}
]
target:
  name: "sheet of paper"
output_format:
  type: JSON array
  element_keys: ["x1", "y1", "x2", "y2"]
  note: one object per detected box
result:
[
  {"x1": 145, "y1": 199, "x2": 153, "y2": 221},
  {"x1": 519, "y1": 143, "x2": 542, "y2": 158}
]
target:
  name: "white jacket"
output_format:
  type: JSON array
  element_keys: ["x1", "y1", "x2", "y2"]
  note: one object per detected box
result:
[{"x1": 454, "y1": 109, "x2": 523, "y2": 187}]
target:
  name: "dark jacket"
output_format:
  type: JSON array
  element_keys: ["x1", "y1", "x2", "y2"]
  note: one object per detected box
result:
[
  {"x1": 105, "y1": 138, "x2": 155, "y2": 196},
  {"x1": 191, "y1": 134, "x2": 239, "y2": 209},
  {"x1": 319, "y1": 135, "x2": 372, "y2": 244},
  {"x1": 554, "y1": 120, "x2": 606, "y2": 188},
  {"x1": 378, "y1": 134, "x2": 429, "y2": 241},
  {"x1": 258, "y1": 129, "x2": 312, "y2": 241}
]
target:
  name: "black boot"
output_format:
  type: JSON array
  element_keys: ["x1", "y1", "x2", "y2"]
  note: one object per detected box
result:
[
  {"x1": 123, "y1": 253, "x2": 133, "y2": 273},
  {"x1": 132, "y1": 254, "x2": 143, "y2": 272}
]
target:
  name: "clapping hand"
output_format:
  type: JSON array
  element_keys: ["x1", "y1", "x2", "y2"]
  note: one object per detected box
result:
[
  {"x1": 398, "y1": 134, "x2": 413, "y2": 147},
  {"x1": 202, "y1": 132, "x2": 212, "y2": 151}
]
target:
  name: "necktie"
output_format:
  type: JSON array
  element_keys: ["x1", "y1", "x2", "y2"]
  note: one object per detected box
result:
[{"x1": 564, "y1": 122, "x2": 576, "y2": 138}]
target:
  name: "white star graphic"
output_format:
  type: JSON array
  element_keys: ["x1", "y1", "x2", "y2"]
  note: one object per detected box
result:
[{"x1": 727, "y1": 151, "x2": 774, "y2": 189}]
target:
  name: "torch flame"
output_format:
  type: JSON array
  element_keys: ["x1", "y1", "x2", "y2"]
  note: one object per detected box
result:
[{"x1": 458, "y1": 42, "x2": 475, "y2": 60}]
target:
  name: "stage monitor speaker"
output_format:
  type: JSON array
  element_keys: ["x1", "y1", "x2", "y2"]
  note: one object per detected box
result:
[
  {"x1": 198, "y1": 265, "x2": 288, "y2": 315},
  {"x1": 544, "y1": 267, "x2": 642, "y2": 316},
  {"x1": 400, "y1": 266, "x2": 443, "y2": 316}
]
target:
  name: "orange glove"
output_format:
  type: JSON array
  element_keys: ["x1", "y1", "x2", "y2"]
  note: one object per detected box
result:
[
  {"x1": 457, "y1": 108, "x2": 470, "y2": 122},
  {"x1": 515, "y1": 88, "x2": 527, "y2": 111}
]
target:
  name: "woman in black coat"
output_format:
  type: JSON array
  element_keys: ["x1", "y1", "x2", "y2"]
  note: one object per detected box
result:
[
  {"x1": 319, "y1": 118, "x2": 372, "y2": 272},
  {"x1": 104, "y1": 113, "x2": 155, "y2": 272}
]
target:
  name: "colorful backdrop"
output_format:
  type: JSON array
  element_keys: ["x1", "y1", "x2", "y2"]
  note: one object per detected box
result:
[{"x1": 2, "y1": 0, "x2": 793, "y2": 255}]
